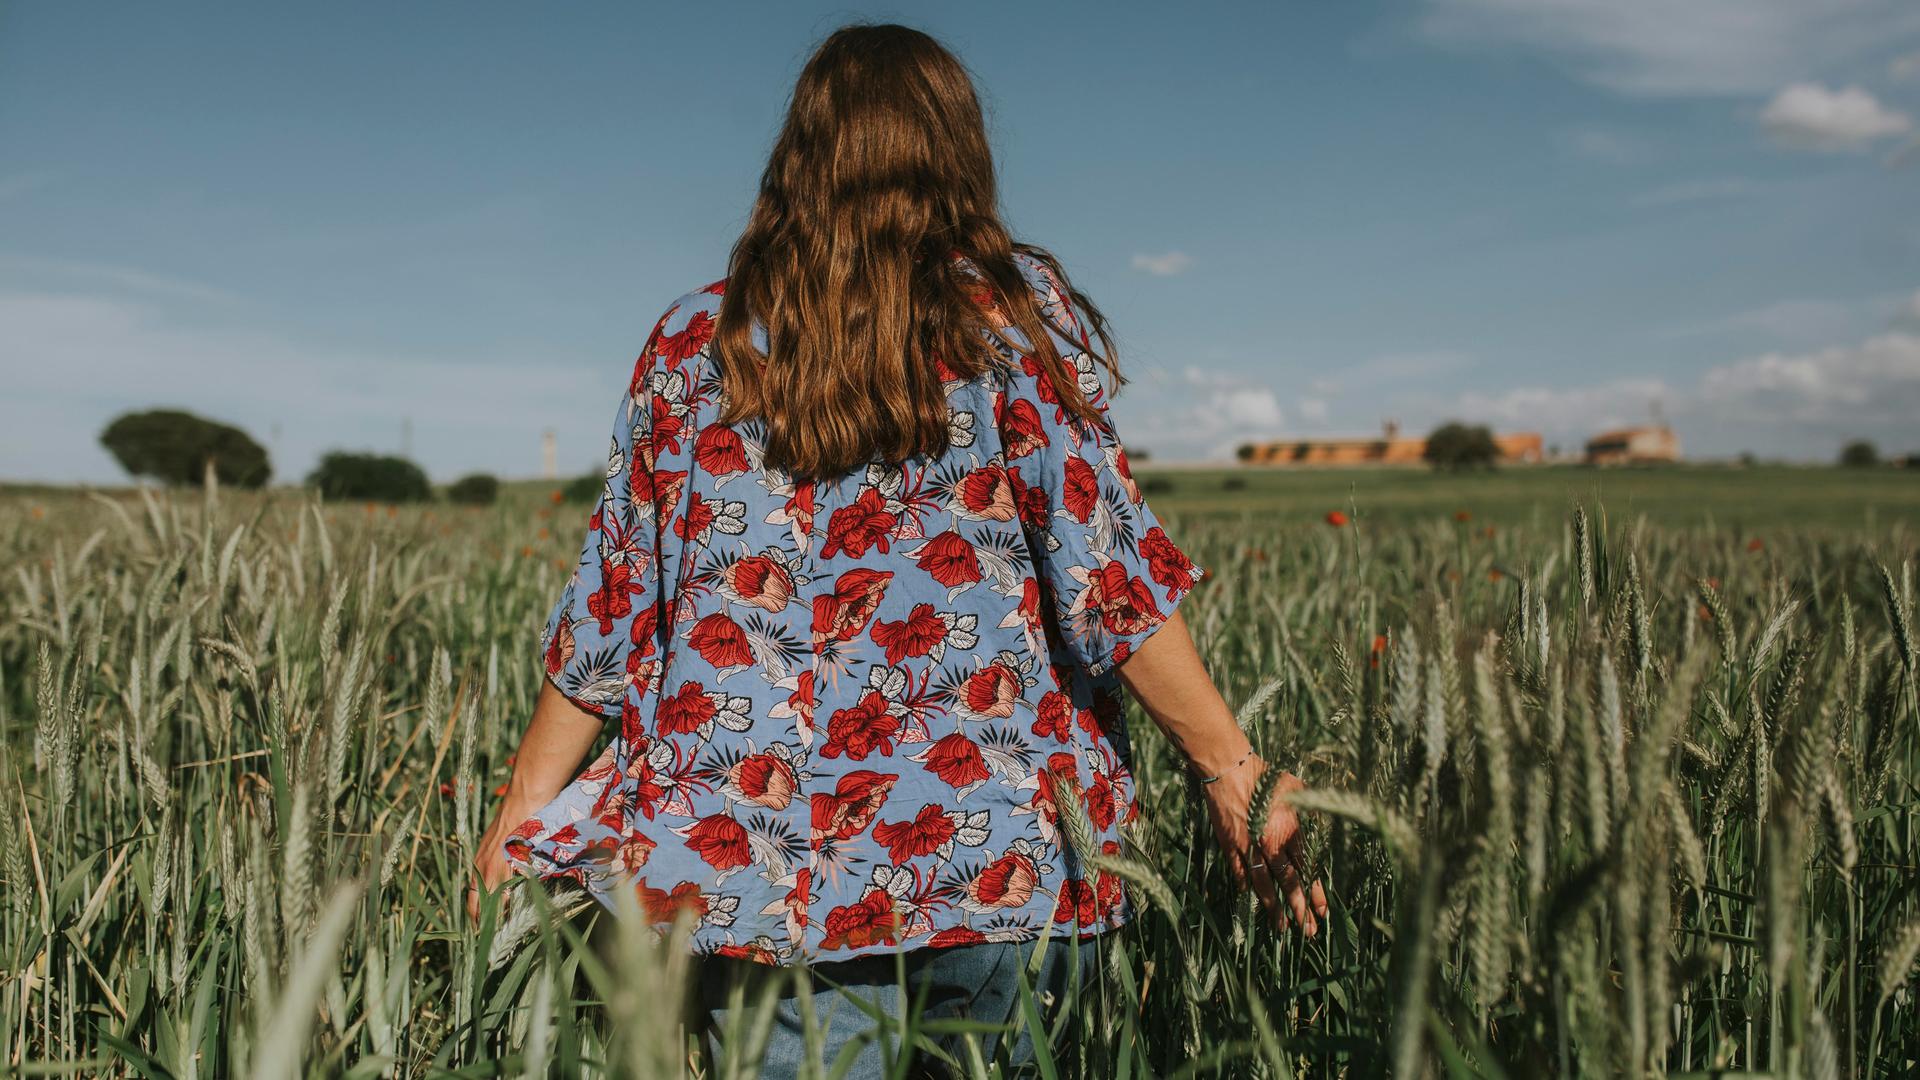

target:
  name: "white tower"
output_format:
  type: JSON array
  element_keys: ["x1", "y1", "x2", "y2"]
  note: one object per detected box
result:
[{"x1": 541, "y1": 429, "x2": 558, "y2": 480}]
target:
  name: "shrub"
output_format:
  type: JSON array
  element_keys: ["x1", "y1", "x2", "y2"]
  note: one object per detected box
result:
[
  {"x1": 1139, "y1": 475, "x2": 1176, "y2": 496},
  {"x1": 99, "y1": 409, "x2": 271, "y2": 488},
  {"x1": 445, "y1": 473, "x2": 500, "y2": 506},
  {"x1": 1839, "y1": 440, "x2": 1879, "y2": 467},
  {"x1": 1222, "y1": 476, "x2": 1247, "y2": 491},
  {"x1": 308, "y1": 452, "x2": 432, "y2": 503},
  {"x1": 1423, "y1": 422, "x2": 1499, "y2": 471}
]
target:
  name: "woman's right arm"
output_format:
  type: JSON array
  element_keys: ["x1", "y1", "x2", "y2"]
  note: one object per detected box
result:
[{"x1": 1117, "y1": 611, "x2": 1328, "y2": 936}]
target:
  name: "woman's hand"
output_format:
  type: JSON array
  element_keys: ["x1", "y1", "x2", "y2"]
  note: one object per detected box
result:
[
  {"x1": 1200, "y1": 757, "x2": 1329, "y2": 935},
  {"x1": 468, "y1": 794, "x2": 541, "y2": 925},
  {"x1": 465, "y1": 680, "x2": 608, "y2": 925}
]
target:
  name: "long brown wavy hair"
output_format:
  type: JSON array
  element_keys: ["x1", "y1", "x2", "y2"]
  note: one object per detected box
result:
[{"x1": 713, "y1": 23, "x2": 1121, "y2": 479}]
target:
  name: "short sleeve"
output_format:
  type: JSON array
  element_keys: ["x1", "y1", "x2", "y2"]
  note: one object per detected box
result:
[
  {"x1": 1005, "y1": 265, "x2": 1203, "y2": 677},
  {"x1": 539, "y1": 362, "x2": 662, "y2": 718}
]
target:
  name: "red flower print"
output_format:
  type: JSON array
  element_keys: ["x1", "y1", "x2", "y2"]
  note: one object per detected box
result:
[
  {"x1": 870, "y1": 602, "x2": 948, "y2": 665},
  {"x1": 1008, "y1": 466, "x2": 1050, "y2": 529},
  {"x1": 545, "y1": 618, "x2": 575, "y2": 675},
  {"x1": 688, "y1": 612, "x2": 752, "y2": 668},
  {"x1": 822, "y1": 487, "x2": 897, "y2": 558},
  {"x1": 998, "y1": 397, "x2": 1048, "y2": 459},
  {"x1": 635, "y1": 878, "x2": 709, "y2": 924},
  {"x1": 1083, "y1": 769, "x2": 1118, "y2": 829},
  {"x1": 587, "y1": 560, "x2": 641, "y2": 635},
  {"x1": 655, "y1": 310, "x2": 716, "y2": 368},
  {"x1": 720, "y1": 554, "x2": 794, "y2": 612},
  {"x1": 1085, "y1": 562, "x2": 1161, "y2": 637},
  {"x1": 781, "y1": 481, "x2": 818, "y2": 539},
  {"x1": 810, "y1": 770, "x2": 898, "y2": 842},
  {"x1": 657, "y1": 680, "x2": 718, "y2": 736},
  {"x1": 960, "y1": 661, "x2": 1021, "y2": 720},
  {"x1": 675, "y1": 492, "x2": 717, "y2": 541},
  {"x1": 954, "y1": 465, "x2": 1017, "y2": 521},
  {"x1": 927, "y1": 926, "x2": 987, "y2": 948},
  {"x1": 685, "y1": 814, "x2": 752, "y2": 871},
  {"x1": 921, "y1": 732, "x2": 990, "y2": 790},
  {"x1": 1031, "y1": 690, "x2": 1074, "y2": 743},
  {"x1": 1138, "y1": 526, "x2": 1194, "y2": 601},
  {"x1": 609, "y1": 831, "x2": 657, "y2": 874},
  {"x1": 694, "y1": 425, "x2": 749, "y2": 476},
  {"x1": 1061, "y1": 454, "x2": 1099, "y2": 523},
  {"x1": 1053, "y1": 877, "x2": 1097, "y2": 926},
  {"x1": 913, "y1": 531, "x2": 983, "y2": 588},
  {"x1": 714, "y1": 941, "x2": 776, "y2": 964},
  {"x1": 811, "y1": 568, "x2": 892, "y2": 645},
  {"x1": 821, "y1": 691, "x2": 902, "y2": 761},
  {"x1": 820, "y1": 888, "x2": 903, "y2": 950},
  {"x1": 729, "y1": 752, "x2": 797, "y2": 810},
  {"x1": 872, "y1": 804, "x2": 957, "y2": 864},
  {"x1": 967, "y1": 851, "x2": 1039, "y2": 910},
  {"x1": 632, "y1": 468, "x2": 687, "y2": 521}
]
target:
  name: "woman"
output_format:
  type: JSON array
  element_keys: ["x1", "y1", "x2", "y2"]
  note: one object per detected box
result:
[{"x1": 473, "y1": 23, "x2": 1326, "y2": 1073}]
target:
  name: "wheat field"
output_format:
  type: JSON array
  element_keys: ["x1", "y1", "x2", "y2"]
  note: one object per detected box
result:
[{"x1": 1, "y1": 479, "x2": 1916, "y2": 1077}]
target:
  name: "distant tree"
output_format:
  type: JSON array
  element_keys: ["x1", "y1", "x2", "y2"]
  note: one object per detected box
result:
[
  {"x1": 1423, "y1": 422, "x2": 1499, "y2": 471},
  {"x1": 1128, "y1": 447, "x2": 1151, "y2": 464},
  {"x1": 1839, "y1": 440, "x2": 1880, "y2": 467},
  {"x1": 100, "y1": 409, "x2": 271, "y2": 488},
  {"x1": 308, "y1": 452, "x2": 432, "y2": 503},
  {"x1": 562, "y1": 469, "x2": 604, "y2": 504},
  {"x1": 1235, "y1": 443, "x2": 1257, "y2": 463},
  {"x1": 445, "y1": 473, "x2": 500, "y2": 505}
]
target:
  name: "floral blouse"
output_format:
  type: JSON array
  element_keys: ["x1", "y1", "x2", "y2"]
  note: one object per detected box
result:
[{"x1": 506, "y1": 253, "x2": 1202, "y2": 964}]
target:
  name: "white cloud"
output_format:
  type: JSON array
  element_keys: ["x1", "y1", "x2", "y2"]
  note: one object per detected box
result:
[
  {"x1": 1761, "y1": 83, "x2": 1913, "y2": 150},
  {"x1": 1891, "y1": 289, "x2": 1920, "y2": 331},
  {"x1": 1130, "y1": 251, "x2": 1193, "y2": 276},
  {"x1": 1892, "y1": 49, "x2": 1920, "y2": 80},
  {"x1": 1417, "y1": 0, "x2": 1920, "y2": 97},
  {"x1": 1439, "y1": 329, "x2": 1920, "y2": 457}
]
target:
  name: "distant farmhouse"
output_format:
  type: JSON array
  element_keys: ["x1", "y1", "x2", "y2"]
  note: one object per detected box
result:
[
  {"x1": 1584, "y1": 426, "x2": 1680, "y2": 466},
  {"x1": 1241, "y1": 422, "x2": 1544, "y2": 467}
]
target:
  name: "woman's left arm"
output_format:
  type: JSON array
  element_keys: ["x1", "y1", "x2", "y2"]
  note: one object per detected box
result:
[{"x1": 468, "y1": 679, "x2": 605, "y2": 922}]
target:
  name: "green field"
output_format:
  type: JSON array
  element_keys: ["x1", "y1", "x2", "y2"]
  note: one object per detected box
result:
[{"x1": 1, "y1": 470, "x2": 1917, "y2": 1076}]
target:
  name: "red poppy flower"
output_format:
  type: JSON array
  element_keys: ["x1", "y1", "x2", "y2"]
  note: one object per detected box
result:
[
  {"x1": 655, "y1": 310, "x2": 716, "y2": 368},
  {"x1": 687, "y1": 612, "x2": 752, "y2": 668},
  {"x1": 1138, "y1": 527, "x2": 1194, "y2": 601},
  {"x1": 657, "y1": 681, "x2": 718, "y2": 736},
  {"x1": 729, "y1": 752, "x2": 797, "y2": 810},
  {"x1": 1031, "y1": 690, "x2": 1074, "y2": 743},
  {"x1": 721, "y1": 554, "x2": 793, "y2": 612},
  {"x1": 822, "y1": 488, "x2": 897, "y2": 558},
  {"x1": 684, "y1": 814, "x2": 752, "y2": 871},
  {"x1": 821, "y1": 691, "x2": 901, "y2": 761},
  {"x1": 921, "y1": 732, "x2": 990, "y2": 789},
  {"x1": 998, "y1": 397, "x2": 1049, "y2": 459},
  {"x1": 694, "y1": 425, "x2": 749, "y2": 476},
  {"x1": 1061, "y1": 454, "x2": 1099, "y2": 523},
  {"x1": 819, "y1": 888, "x2": 903, "y2": 950},
  {"x1": 1085, "y1": 562, "x2": 1161, "y2": 637},
  {"x1": 634, "y1": 878, "x2": 709, "y2": 924},
  {"x1": 967, "y1": 852, "x2": 1039, "y2": 909},
  {"x1": 675, "y1": 492, "x2": 717, "y2": 541},
  {"x1": 961, "y1": 662, "x2": 1021, "y2": 720},
  {"x1": 870, "y1": 603, "x2": 949, "y2": 665},
  {"x1": 955, "y1": 465, "x2": 1017, "y2": 521},
  {"x1": 812, "y1": 568, "x2": 892, "y2": 644},
  {"x1": 1053, "y1": 877, "x2": 1097, "y2": 926},
  {"x1": 810, "y1": 770, "x2": 898, "y2": 842},
  {"x1": 872, "y1": 803, "x2": 958, "y2": 864},
  {"x1": 914, "y1": 531, "x2": 982, "y2": 588},
  {"x1": 587, "y1": 561, "x2": 640, "y2": 635},
  {"x1": 927, "y1": 926, "x2": 987, "y2": 948},
  {"x1": 1325, "y1": 510, "x2": 1349, "y2": 527}
]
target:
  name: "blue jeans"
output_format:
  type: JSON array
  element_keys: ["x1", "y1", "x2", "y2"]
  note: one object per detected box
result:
[{"x1": 697, "y1": 934, "x2": 1102, "y2": 1078}]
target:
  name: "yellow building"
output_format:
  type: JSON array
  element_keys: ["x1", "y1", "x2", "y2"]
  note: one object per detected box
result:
[
  {"x1": 1584, "y1": 426, "x2": 1680, "y2": 465},
  {"x1": 1241, "y1": 423, "x2": 1544, "y2": 467}
]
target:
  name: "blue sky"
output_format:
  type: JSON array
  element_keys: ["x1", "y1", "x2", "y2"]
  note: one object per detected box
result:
[{"x1": 3, "y1": 0, "x2": 1918, "y2": 483}]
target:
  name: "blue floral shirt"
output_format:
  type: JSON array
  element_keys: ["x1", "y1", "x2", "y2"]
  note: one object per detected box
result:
[{"x1": 507, "y1": 253, "x2": 1202, "y2": 964}]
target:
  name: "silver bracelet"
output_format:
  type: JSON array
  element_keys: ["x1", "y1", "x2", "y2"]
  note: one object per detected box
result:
[{"x1": 1197, "y1": 748, "x2": 1256, "y2": 785}]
